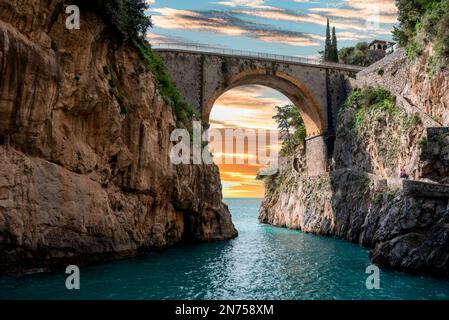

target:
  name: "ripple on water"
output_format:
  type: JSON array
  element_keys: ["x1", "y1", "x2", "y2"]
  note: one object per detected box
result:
[{"x1": 1, "y1": 198, "x2": 449, "y2": 300}]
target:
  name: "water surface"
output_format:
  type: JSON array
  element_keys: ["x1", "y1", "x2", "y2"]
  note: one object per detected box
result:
[{"x1": 1, "y1": 198, "x2": 449, "y2": 299}]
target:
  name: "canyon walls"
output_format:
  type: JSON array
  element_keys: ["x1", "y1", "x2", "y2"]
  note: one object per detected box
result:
[
  {"x1": 0, "y1": 0, "x2": 237, "y2": 275},
  {"x1": 260, "y1": 51, "x2": 449, "y2": 276}
]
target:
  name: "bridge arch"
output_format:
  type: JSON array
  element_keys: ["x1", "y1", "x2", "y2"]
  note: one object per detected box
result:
[
  {"x1": 154, "y1": 47, "x2": 362, "y2": 175},
  {"x1": 203, "y1": 69, "x2": 326, "y2": 138}
]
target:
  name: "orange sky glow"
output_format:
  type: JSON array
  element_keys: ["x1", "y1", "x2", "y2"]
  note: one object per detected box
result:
[{"x1": 209, "y1": 85, "x2": 290, "y2": 198}]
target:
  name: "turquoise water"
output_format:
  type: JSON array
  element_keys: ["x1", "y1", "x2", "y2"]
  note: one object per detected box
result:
[{"x1": 1, "y1": 198, "x2": 449, "y2": 300}]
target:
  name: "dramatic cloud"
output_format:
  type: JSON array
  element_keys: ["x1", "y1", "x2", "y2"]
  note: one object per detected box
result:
[
  {"x1": 214, "y1": 0, "x2": 282, "y2": 10},
  {"x1": 209, "y1": 86, "x2": 285, "y2": 198},
  {"x1": 151, "y1": 8, "x2": 321, "y2": 46},
  {"x1": 210, "y1": 85, "x2": 289, "y2": 130},
  {"x1": 236, "y1": 7, "x2": 395, "y2": 34}
]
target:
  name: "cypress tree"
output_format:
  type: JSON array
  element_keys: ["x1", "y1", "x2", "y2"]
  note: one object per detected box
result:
[
  {"x1": 324, "y1": 18, "x2": 332, "y2": 61},
  {"x1": 331, "y1": 27, "x2": 339, "y2": 62}
]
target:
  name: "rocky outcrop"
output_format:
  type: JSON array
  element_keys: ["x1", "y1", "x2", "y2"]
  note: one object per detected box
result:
[
  {"x1": 260, "y1": 166, "x2": 449, "y2": 276},
  {"x1": 260, "y1": 82, "x2": 449, "y2": 277},
  {"x1": 0, "y1": 0, "x2": 236, "y2": 275},
  {"x1": 357, "y1": 48, "x2": 449, "y2": 126},
  {"x1": 334, "y1": 93, "x2": 426, "y2": 180}
]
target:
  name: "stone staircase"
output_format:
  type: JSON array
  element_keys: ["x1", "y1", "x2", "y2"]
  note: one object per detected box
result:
[{"x1": 331, "y1": 168, "x2": 449, "y2": 199}]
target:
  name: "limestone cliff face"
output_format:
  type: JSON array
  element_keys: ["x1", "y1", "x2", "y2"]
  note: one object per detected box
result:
[
  {"x1": 260, "y1": 167, "x2": 449, "y2": 276},
  {"x1": 0, "y1": 0, "x2": 237, "y2": 275},
  {"x1": 357, "y1": 48, "x2": 449, "y2": 127},
  {"x1": 405, "y1": 50, "x2": 449, "y2": 127},
  {"x1": 260, "y1": 52, "x2": 449, "y2": 276}
]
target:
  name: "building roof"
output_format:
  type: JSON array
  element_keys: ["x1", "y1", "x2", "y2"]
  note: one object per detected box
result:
[{"x1": 369, "y1": 40, "x2": 396, "y2": 47}]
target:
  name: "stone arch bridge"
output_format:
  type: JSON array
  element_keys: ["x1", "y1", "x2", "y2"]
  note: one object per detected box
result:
[{"x1": 154, "y1": 44, "x2": 364, "y2": 176}]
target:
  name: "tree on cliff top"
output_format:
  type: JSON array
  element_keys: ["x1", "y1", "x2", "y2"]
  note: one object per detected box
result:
[
  {"x1": 338, "y1": 42, "x2": 385, "y2": 67},
  {"x1": 273, "y1": 105, "x2": 306, "y2": 156},
  {"x1": 75, "y1": 0, "x2": 153, "y2": 42},
  {"x1": 393, "y1": 0, "x2": 449, "y2": 72},
  {"x1": 323, "y1": 18, "x2": 332, "y2": 62}
]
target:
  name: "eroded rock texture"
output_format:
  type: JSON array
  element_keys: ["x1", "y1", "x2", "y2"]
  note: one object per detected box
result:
[
  {"x1": 260, "y1": 167, "x2": 449, "y2": 277},
  {"x1": 0, "y1": 0, "x2": 237, "y2": 275},
  {"x1": 260, "y1": 75, "x2": 449, "y2": 277}
]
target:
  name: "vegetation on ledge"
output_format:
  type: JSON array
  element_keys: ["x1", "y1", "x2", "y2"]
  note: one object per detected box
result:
[
  {"x1": 75, "y1": 0, "x2": 152, "y2": 42},
  {"x1": 273, "y1": 105, "x2": 306, "y2": 157},
  {"x1": 393, "y1": 0, "x2": 449, "y2": 74},
  {"x1": 338, "y1": 42, "x2": 385, "y2": 67},
  {"x1": 338, "y1": 86, "x2": 423, "y2": 173},
  {"x1": 132, "y1": 38, "x2": 197, "y2": 125},
  {"x1": 75, "y1": 1, "x2": 197, "y2": 124}
]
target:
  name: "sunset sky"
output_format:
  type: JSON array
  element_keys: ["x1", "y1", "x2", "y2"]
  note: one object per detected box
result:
[{"x1": 147, "y1": 0, "x2": 398, "y2": 197}]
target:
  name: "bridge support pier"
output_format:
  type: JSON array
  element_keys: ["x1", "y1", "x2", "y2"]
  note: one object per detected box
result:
[{"x1": 305, "y1": 135, "x2": 328, "y2": 176}]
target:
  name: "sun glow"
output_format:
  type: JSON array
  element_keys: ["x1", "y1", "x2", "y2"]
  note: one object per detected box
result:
[{"x1": 209, "y1": 85, "x2": 289, "y2": 198}]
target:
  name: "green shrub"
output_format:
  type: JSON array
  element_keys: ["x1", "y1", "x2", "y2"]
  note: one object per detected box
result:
[
  {"x1": 342, "y1": 90, "x2": 361, "y2": 108},
  {"x1": 338, "y1": 42, "x2": 384, "y2": 67},
  {"x1": 394, "y1": 0, "x2": 449, "y2": 73},
  {"x1": 132, "y1": 37, "x2": 197, "y2": 125},
  {"x1": 401, "y1": 112, "x2": 422, "y2": 133},
  {"x1": 273, "y1": 105, "x2": 306, "y2": 156},
  {"x1": 373, "y1": 190, "x2": 395, "y2": 205},
  {"x1": 405, "y1": 41, "x2": 423, "y2": 59},
  {"x1": 419, "y1": 137, "x2": 428, "y2": 149},
  {"x1": 355, "y1": 107, "x2": 366, "y2": 125},
  {"x1": 344, "y1": 87, "x2": 400, "y2": 127},
  {"x1": 74, "y1": 0, "x2": 153, "y2": 42}
]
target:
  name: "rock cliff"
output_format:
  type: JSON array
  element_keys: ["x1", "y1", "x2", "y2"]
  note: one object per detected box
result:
[
  {"x1": 260, "y1": 54, "x2": 449, "y2": 277},
  {"x1": 0, "y1": 0, "x2": 237, "y2": 275},
  {"x1": 357, "y1": 48, "x2": 449, "y2": 127}
]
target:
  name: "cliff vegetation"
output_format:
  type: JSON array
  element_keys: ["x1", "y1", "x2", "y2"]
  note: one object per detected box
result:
[
  {"x1": 393, "y1": 0, "x2": 449, "y2": 74},
  {"x1": 338, "y1": 42, "x2": 385, "y2": 67}
]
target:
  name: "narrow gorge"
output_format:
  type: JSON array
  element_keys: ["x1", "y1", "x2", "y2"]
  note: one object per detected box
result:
[{"x1": 0, "y1": 0, "x2": 448, "y2": 285}]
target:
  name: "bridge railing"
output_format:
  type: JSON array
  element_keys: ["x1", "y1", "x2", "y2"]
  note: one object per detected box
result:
[{"x1": 151, "y1": 43, "x2": 364, "y2": 71}]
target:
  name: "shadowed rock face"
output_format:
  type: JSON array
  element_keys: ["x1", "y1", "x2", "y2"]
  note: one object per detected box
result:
[
  {"x1": 0, "y1": 0, "x2": 237, "y2": 275},
  {"x1": 260, "y1": 168, "x2": 449, "y2": 277},
  {"x1": 259, "y1": 68, "x2": 449, "y2": 277}
]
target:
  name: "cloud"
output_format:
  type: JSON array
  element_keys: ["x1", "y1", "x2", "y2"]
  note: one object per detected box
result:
[
  {"x1": 209, "y1": 85, "x2": 290, "y2": 130},
  {"x1": 346, "y1": 0, "x2": 397, "y2": 15},
  {"x1": 236, "y1": 7, "x2": 393, "y2": 34},
  {"x1": 309, "y1": 7, "x2": 397, "y2": 25},
  {"x1": 222, "y1": 182, "x2": 241, "y2": 189},
  {"x1": 214, "y1": 0, "x2": 282, "y2": 10},
  {"x1": 231, "y1": 0, "x2": 397, "y2": 38},
  {"x1": 151, "y1": 8, "x2": 321, "y2": 46}
]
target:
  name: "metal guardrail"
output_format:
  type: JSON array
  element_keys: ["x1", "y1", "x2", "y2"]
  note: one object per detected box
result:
[{"x1": 152, "y1": 43, "x2": 365, "y2": 72}]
